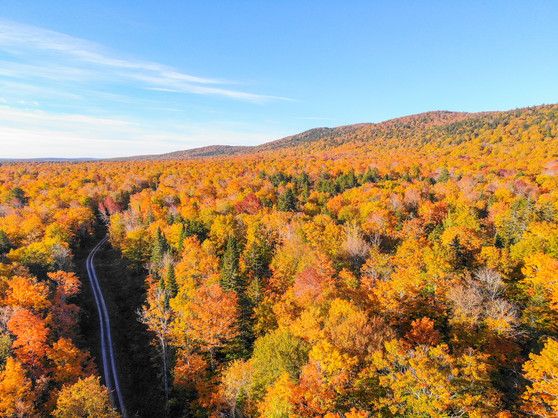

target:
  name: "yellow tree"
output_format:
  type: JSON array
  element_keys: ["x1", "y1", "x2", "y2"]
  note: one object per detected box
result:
[
  {"x1": 0, "y1": 357, "x2": 36, "y2": 417},
  {"x1": 522, "y1": 253, "x2": 558, "y2": 308},
  {"x1": 53, "y1": 376, "x2": 120, "y2": 418},
  {"x1": 138, "y1": 281, "x2": 173, "y2": 408},
  {"x1": 521, "y1": 254, "x2": 558, "y2": 333},
  {"x1": 522, "y1": 338, "x2": 558, "y2": 416},
  {"x1": 370, "y1": 340, "x2": 502, "y2": 417},
  {"x1": 47, "y1": 337, "x2": 95, "y2": 387},
  {"x1": 3, "y1": 275, "x2": 51, "y2": 311},
  {"x1": 220, "y1": 359, "x2": 254, "y2": 416},
  {"x1": 257, "y1": 373, "x2": 296, "y2": 418}
]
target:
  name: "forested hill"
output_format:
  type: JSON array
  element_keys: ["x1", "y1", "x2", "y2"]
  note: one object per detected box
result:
[
  {"x1": 3, "y1": 103, "x2": 558, "y2": 416},
  {"x1": 113, "y1": 145, "x2": 249, "y2": 161},
  {"x1": 121, "y1": 104, "x2": 558, "y2": 160},
  {"x1": 257, "y1": 110, "x2": 473, "y2": 153}
]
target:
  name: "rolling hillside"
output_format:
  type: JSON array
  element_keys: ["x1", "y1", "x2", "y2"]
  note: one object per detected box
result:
[
  {"x1": 118, "y1": 105, "x2": 557, "y2": 161},
  {"x1": 2, "y1": 103, "x2": 558, "y2": 416}
]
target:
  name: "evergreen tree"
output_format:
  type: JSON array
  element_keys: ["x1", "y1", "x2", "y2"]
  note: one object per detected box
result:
[
  {"x1": 269, "y1": 172, "x2": 290, "y2": 187},
  {"x1": 151, "y1": 227, "x2": 170, "y2": 267},
  {"x1": 177, "y1": 223, "x2": 187, "y2": 253},
  {"x1": 0, "y1": 230, "x2": 11, "y2": 254},
  {"x1": 538, "y1": 200, "x2": 557, "y2": 222},
  {"x1": 167, "y1": 212, "x2": 175, "y2": 224},
  {"x1": 8, "y1": 187, "x2": 27, "y2": 205},
  {"x1": 409, "y1": 165, "x2": 421, "y2": 179},
  {"x1": 244, "y1": 238, "x2": 273, "y2": 307},
  {"x1": 221, "y1": 236, "x2": 255, "y2": 358},
  {"x1": 499, "y1": 197, "x2": 536, "y2": 247},
  {"x1": 299, "y1": 185, "x2": 310, "y2": 205},
  {"x1": 438, "y1": 168, "x2": 451, "y2": 183},
  {"x1": 244, "y1": 239, "x2": 272, "y2": 281},
  {"x1": 174, "y1": 212, "x2": 184, "y2": 224},
  {"x1": 221, "y1": 236, "x2": 241, "y2": 292},
  {"x1": 185, "y1": 219, "x2": 209, "y2": 241},
  {"x1": 297, "y1": 171, "x2": 311, "y2": 188},
  {"x1": 166, "y1": 262, "x2": 178, "y2": 298},
  {"x1": 361, "y1": 168, "x2": 380, "y2": 184},
  {"x1": 336, "y1": 170, "x2": 358, "y2": 191},
  {"x1": 146, "y1": 208, "x2": 155, "y2": 225},
  {"x1": 277, "y1": 188, "x2": 297, "y2": 212}
]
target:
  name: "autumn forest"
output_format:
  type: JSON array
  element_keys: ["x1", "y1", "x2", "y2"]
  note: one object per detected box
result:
[{"x1": 2, "y1": 104, "x2": 558, "y2": 417}]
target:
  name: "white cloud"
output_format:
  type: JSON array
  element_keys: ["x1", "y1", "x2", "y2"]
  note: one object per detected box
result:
[
  {"x1": 130, "y1": 74, "x2": 289, "y2": 102},
  {"x1": 0, "y1": 19, "x2": 293, "y2": 158},
  {"x1": 298, "y1": 116, "x2": 336, "y2": 121},
  {"x1": 0, "y1": 106, "x2": 277, "y2": 158},
  {"x1": 0, "y1": 19, "x2": 287, "y2": 103},
  {"x1": 0, "y1": 106, "x2": 131, "y2": 128}
]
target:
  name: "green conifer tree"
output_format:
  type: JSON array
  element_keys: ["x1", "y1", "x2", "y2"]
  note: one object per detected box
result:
[
  {"x1": 277, "y1": 188, "x2": 297, "y2": 212},
  {"x1": 221, "y1": 236, "x2": 241, "y2": 292},
  {"x1": 151, "y1": 227, "x2": 170, "y2": 267},
  {"x1": 166, "y1": 262, "x2": 178, "y2": 298},
  {"x1": 221, "y1": 235, "x2": 255, "y2": 358},
  {"x1": 177, "y1": 223, "x2": 187, "y2": 253},
  {"x1": 0, "y1": 229, "x2": 11, "y2": 254}
]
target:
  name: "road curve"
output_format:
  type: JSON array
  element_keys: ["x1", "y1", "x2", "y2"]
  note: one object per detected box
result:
[{"x1": 86, "y1": 236, "x2": 127, "y2": 417}]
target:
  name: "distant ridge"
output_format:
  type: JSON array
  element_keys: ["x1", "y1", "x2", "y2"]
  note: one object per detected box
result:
[
  {"x1": 8, "y1": 105, "x2": 554, "y2": 162},
  {"x1": 0, "y1": 157, "x2": 98, "y2": 163},
  {"x1": 111, "y1": 145, "x2": 251, "y2": 161},
  {"x1": 259, "y1": 110, "x2": 473, "y2": 152},
  {"x1": 114, "y1": 109, "x2": 478, "y2": 161}
]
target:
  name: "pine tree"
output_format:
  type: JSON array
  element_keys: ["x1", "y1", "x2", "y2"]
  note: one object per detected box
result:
[
  {"x1": 297, "y1": 171, "x2": 311, "y2": 188},
  {"x1": 277, "y1": 188, "x2": 297, "y2": 212},
  {"x1": 361, "y1": 168, "x2": 380, "y2": 183},
  {"x1": 0, "y1": 230, "x2": 11, "y2": 254},
  {"x1": 166, "y1": 263, "x2": 178, "y2": 298},
  {"x1": 146, "y1": 208, "x2": 155, "y2": 225},
  {"x1": 244, "y1": 239, "x2": 272, "y2": 282},
  {"x1": 174, "y1": 212, "x2": 184, "y2": 224},
  {"x1": 221, "y1": 236, "x2": 254, "y2": 358},
  {"x1": 221, "y1": 236, "x2": 241, "y2": 292},
  {"x1": 177, "y1": 223, "x2": 187, "y2": 253},
  {"x1": 438, "y1": 168, "x2": 451, "y2": 183},
  {"x1": 151, "y1": 227, "x2": 170, "y2": 267}
]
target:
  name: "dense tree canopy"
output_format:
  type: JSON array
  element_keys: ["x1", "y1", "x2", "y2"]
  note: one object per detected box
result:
[{"x1": 1, "y1": 104, "x2": 558, "y2": 416}]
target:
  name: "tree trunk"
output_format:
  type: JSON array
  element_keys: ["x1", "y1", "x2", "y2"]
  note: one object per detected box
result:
[{"x1": 161, "y1": 338, "x2": 169, "y2": 413}]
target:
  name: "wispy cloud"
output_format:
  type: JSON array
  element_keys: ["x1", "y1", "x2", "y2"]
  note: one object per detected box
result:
[
  {"x1": 0, "y1": 106, "x2": 131, "y2": 128},
  {"x1": 0, "y1": 19, "x2": 293, "y2": 158},
  {"x1": 298, "y1": 116, "x2": 337, "y2": 121},
  {"x1": 0, "y1": 106, "x2": 277, "y2": 159},
  {"x1": 133, "y1": 74, "x2": 291, "y2": 102},
  {"x1": 0, "y1": 19, "x2": 286, "y2": 103}
]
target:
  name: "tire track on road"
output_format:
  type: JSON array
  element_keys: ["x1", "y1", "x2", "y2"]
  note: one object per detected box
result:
[{"x1": 86, "y1": 236, "x2": 127, "y2": 417}]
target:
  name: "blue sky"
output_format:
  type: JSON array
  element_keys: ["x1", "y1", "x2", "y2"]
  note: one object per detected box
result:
[{"x1": 0, "y1": 1, "x2": 557, "y2": 158}]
